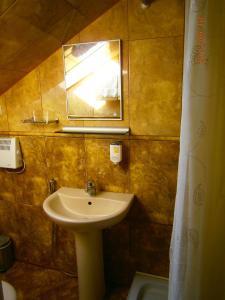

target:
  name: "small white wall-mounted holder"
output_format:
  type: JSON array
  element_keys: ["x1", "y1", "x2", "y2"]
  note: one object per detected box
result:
[
  {"x1": 110, "y1": 141, "x2": 122, "y2": 164},
  {"x1": 0, "y1": 137, "x2": 26, "y2": 174},
  {"x1": 0, "y1": 137, "x2": 23, "y2": 169}
]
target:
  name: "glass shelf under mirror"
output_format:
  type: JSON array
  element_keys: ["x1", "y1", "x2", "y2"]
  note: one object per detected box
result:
[{"x1": 22, "y1": 118, "x2": 59, "y2": 124}]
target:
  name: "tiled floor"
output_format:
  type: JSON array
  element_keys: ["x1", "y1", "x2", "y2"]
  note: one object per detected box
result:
[{"x1": 0, "y1": 262, "x2": 129, "y2": 300}]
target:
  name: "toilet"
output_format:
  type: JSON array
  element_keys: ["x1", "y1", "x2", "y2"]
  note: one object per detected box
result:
[
  {"x1": 1, "y1": 281, "x2": 17, "y2": 300},
  {"x1": 127, "y1": 272, "x2": 168, "y2": 300}
]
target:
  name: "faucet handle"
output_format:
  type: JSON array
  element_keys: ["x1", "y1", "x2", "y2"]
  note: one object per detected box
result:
[
  {"x1": 86, "y1": 179, "x2": 97, "y2": 196},
  {"x1": 87, "y1": 179, "x2": 95, "y2": 186}
]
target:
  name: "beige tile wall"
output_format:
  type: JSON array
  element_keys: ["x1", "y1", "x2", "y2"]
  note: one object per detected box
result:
[
  {"x1": 0, "y1": 95, "x2": 8, "y2": 131},
  {"x1": 0, "y1": 0, "x2": 184, "y2": 286}
]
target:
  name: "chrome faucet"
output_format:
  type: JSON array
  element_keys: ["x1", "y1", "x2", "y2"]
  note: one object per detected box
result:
[{"x1": 86, "y1": 180, "x2": 96, "y2": 196}]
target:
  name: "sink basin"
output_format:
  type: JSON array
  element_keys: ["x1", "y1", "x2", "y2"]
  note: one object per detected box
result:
[
  {"x1": 43, "y1": 187, "x2": 134, "y2": 300},
  {"x1": 43, "y1": 187, "x2": 134, "y2": 232}
]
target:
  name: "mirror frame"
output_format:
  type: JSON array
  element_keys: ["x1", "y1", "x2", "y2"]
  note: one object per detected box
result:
[{"x1": 62, "y1": 39, "x2": 123, "y2": 121}]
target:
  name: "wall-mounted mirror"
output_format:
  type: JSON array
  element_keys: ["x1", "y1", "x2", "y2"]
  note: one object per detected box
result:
[{"x1": 62, "y1": 40, "x2": 122, "y2": 120}]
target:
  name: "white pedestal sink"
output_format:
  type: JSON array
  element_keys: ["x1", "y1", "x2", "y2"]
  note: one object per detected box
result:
[{"x1": 43, "y1": 187, "x2": 134, "y2": 300}]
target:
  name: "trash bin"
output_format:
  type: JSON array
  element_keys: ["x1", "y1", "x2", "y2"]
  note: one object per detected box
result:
[{"x1": 0, "y1": 235, "x2": 14, "y2": 272}]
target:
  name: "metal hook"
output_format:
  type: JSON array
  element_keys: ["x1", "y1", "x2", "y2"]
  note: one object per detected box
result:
[{"x1": 49, "y1": 178, "x2": 57, "y2": 194}]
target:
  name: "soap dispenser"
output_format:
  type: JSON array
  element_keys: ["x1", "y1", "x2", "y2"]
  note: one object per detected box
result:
[{"x1": 110, "y1": 141, "x2": 122, "y2": 164}]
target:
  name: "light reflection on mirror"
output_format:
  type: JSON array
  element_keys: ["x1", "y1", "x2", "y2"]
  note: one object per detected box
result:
[{"x1": 63, "y1": 40, "x2": 122, "y2": 120}]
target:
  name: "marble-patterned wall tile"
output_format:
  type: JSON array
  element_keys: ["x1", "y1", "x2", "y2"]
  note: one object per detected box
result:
[
  {"x1": 0, "y1": 169, "x2": 15, "y2": 202},
  {"x1": 0, "y1": 13, "x2": 46, "y2": 68},
  {"x1": 0, "y1": 69, "x2": 26, "y2": 97},
  {"x1": 7, "y1": 31, "x2": 61, "y2": 71},
  {"x1": 104, "y1": 252, "x2": 135, "y2": 286},
  {"x1": 11, "y1": 136, "x2": 49, "y2": 206},
  {"x1": 39, "y1": 49, "x2": 64, "y2": 95},
  {"x1": 129, "y1": 37, "x2": 183, "y2": 136},
  {"x1": 51, "y1": 225, "x2": 77, "y2": 274},
  {"x1": 39, "y1": 46, "x2": 84, "y2": 129},
  {"x1": 130, "y1": 222, "x2": 172, "y2": 277},
  {"x1": 128, "y1": 0, "x2": 184, "y2": 40},
  {"x1": 103, "y1": 220, "x2": 135, "y2": 285},
  {"x1": 7, "y1": 0, "x2": 74, "y2": 36},
  {"x1": 52, "y1": 8, "x2": 85, "y2": 44},
  {"x1": 80, "y1": 0, "x2": 128, "y2": 42},
  {"x1": 0, "y1": 262, "x2": 77, "y2": 300},
  {"x1": 85, "y1": 138, "x2": 130, "y2": 193},
  {"x1": 130, "y1": 140, "x2": 179, "y2": 225},
  {"x1": 16, "y1": 204, "x2": 53, "y2": 266},
  {"x1": 5, "y1": 69, "x2": 43, "y2": 132},
  {"x1": 0, "y1": 262, "x2": 47, "y2": 300},
  {"x1": 105, "y1": 287, "x2": 129, "y2": 300},
  {"x1": 67, "y1": 32, "x2": 80, "y2": 44},
  {"x1": 39, "y1": 49, "x2": 66, "y2": 124},
  {"x1": 67, "y1": 0, "x2": 118, "y2": 23},
  {"x1": 45, "y1": 137, "x2": 86, "y2": 188},
  {"x1": 0, "y1": 200, "x2": 53, "y2": 267},
  {"x1": 0, "y1": 94, "x2": 9, "y2": 131},
  {"x1": 104, "y1": 221, "x2": 130, "y2": 259},
  {"x1": 37, "y1": 278, "x2": 78, "y2": 300},
  {"x1": 0, "y1": 199, "x2": 18, "y2": 243}
]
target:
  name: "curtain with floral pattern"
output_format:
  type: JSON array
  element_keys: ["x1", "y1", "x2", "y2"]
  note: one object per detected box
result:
[{"x1": 168, "y1": 0, "x2": 225, "y2": 299}]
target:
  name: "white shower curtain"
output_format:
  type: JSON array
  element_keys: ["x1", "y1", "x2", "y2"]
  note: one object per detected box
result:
[{"x1": 168, "y1": 0, "x2": 225, "y2": 299}]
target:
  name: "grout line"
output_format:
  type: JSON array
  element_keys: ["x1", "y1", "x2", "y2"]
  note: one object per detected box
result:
[
  {"x1": 0, "y1": 0, "x2": 18, "y2": 18},
  {"x1": 37, "y1": 67, "x2": 43, "y2": 113},
  {"x1": 2, "y1": 93, "x2": 10, "y2": 131},
  {"x1": 125, "y1": 0, "x2": 129, "y2": 40},
  {"x1": 13, "y1": 259, "x2": 77, "y2": 277},
  {"x1": 129, "y1": 34, "x2": 184, "y2": 43},
  {"x1": 127, "y1": 138, "x2": 131, "y2": 193},
  {"x1": 127, "y1": 40, "x2": 131, "y2": 133},
  {"x1": 0, "y1": 131, "x2": 180, "y2": 141},
  {"x1": 83, "y1": 137, "x2": 88, "y2": 182},
  {"x1": 61, "y1": 9, "x2": 77, "y2": 44}
]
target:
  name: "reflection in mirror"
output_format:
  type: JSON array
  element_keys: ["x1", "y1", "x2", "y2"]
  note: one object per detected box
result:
[{"x1": 63, "y1": 40, "x2": 122, "y2": 120}]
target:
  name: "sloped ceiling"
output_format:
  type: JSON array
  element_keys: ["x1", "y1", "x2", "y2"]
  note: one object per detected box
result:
[{"x1": 0, "y1": 0, "x2": 119, "y2": 95}]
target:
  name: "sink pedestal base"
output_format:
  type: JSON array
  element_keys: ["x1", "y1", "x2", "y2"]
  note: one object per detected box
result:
[{"x1": 75, "y1": 230, "x2": 105, "y2": 300}]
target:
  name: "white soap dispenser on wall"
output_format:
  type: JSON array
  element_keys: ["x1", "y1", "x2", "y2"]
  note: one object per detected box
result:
[{"x1": 110, "y1": 141, "x2": 122, "y2": 165}]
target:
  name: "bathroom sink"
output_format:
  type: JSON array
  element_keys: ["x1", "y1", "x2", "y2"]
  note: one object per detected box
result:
[
  {"x1": 43, "y1": 187, "x2": 134, "y2": 232},
  {"x1": 43, "y1": 187, "x2": 134, "y2": 300}
]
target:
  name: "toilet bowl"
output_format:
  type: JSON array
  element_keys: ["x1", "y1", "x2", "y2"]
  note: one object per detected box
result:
[
  {"x1": 1, "y1": 281, "x2": 17, "y2": 300},
  {"x1": 127, "y1": 272, "x2": 168, "y2": 300}
]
